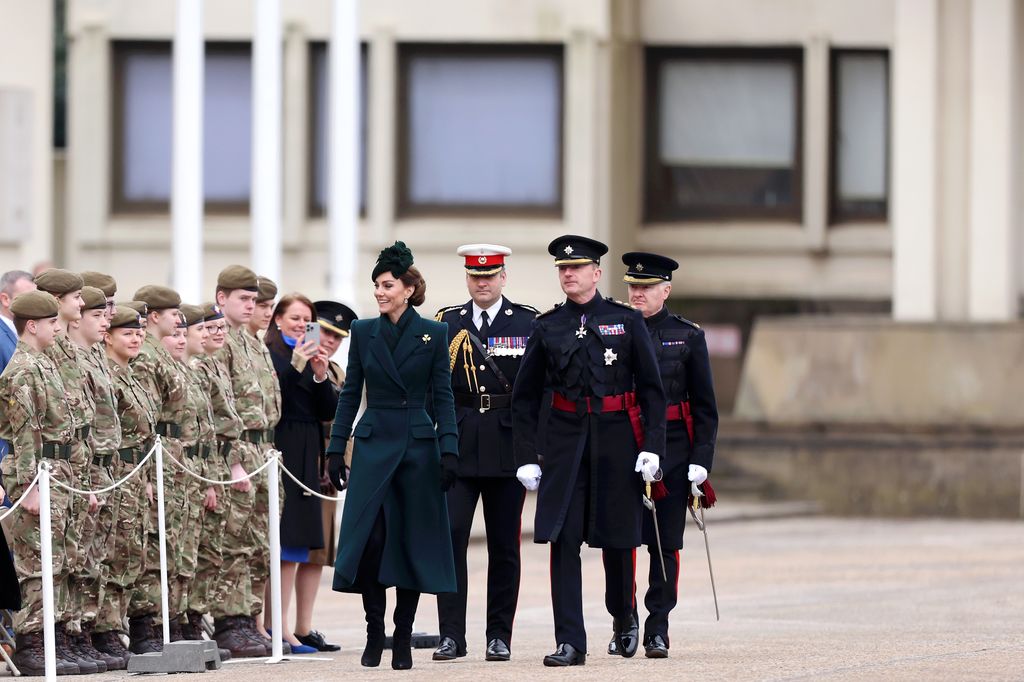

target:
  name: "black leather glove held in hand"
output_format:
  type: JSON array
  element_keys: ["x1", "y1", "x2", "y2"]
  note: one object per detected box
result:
[
  {"x1": 328, "y1": 454, "x2": 347, "y2": 492},
  {"x1": 440, "y1": 453, "x2": 458, "y2": 492}
]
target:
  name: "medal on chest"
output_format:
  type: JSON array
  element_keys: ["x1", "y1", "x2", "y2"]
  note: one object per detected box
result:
[{"x1": 575, "y1": 314, "x2": 587, "y2": 339}]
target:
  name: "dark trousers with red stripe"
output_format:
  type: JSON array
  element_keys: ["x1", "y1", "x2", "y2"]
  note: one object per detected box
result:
[
  {"x1": 642, "y1": 546, "x2": 680, "y2": 643},
  {"x1": 437, "y1": 476, "x2": 525, "y2": 652},
  {"x1": 549, "y1": 455, "x2": 636, "y2": 654}
]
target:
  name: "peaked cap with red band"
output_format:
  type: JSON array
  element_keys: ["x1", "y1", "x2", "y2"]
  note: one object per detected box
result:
[{"x1": 456, "y1": 243, "x2": 512, "y2": 276}]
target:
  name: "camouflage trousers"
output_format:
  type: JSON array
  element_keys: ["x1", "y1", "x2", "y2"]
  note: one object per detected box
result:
[
  {"x1": 171, "y1": 451, "x2": 205, "y2": 618},
  {"x1": 129, "y1": 441, "x2": 185, "y2": 621},
  {"x1": 188, "y1": 455, "x2": 231, "y2": 616},
  {"x1": 1, "y1": 461, "x2": 74, "y2": 635},
  {"x1": 210, "y1": 441, "x2": 258, "y2": 618},
  {"x1": 68, "y1": 463, "x2": 116, "y2": 633},
  {"x1": 94, "y1": 457, "x2": 148, "y2": 633}
]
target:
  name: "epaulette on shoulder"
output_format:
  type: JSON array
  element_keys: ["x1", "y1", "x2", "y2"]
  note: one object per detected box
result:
[
  {"x1": 536, "y1": 303, "x2": 563, "y2": 319},
  {"x1": 605, "y1": 297, "x2": 635, "y2": 311},
  {"x1": 511, "y1": 302, "x2": 540, "y2": 315},
  {"x1": 672, "y1": 314, "x2": 701, "y2": 330},
  {"x1": 434, "y1": 305, "x2": 463, "y2": 322}
]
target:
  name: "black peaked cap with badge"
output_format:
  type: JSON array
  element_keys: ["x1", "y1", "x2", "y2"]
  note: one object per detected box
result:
[
  {"x1": 548, "y1": 235, "x2": 608, "y2": 266},
  {"x1": 621, "y1": 252, "x2": 679, "y2": 285},
  {"x1": 314, "y1": 300, "x2": 357, "y2": 337}
]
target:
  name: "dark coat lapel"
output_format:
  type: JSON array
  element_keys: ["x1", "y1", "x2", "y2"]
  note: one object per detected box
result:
[
  {"x1": 392, "y1": 310, "x2": 426, "y2": 369},
  {"x1": 368, "y1": 317, "x2": 406, "y2": 390}
]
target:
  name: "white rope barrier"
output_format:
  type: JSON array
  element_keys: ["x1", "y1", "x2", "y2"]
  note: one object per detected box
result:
[
  {"x1": 48, "y1": 446, "x2": 155, "y2": 496},
  {"x1": 0, "y1": 469, "x2": 43, "y2": 522},
  {"x1": 275, "y1": 456, "x2": 345, "y2": 502},
  {"x1": 163, "y1": 449, "x2": 278, "y2": 486}
]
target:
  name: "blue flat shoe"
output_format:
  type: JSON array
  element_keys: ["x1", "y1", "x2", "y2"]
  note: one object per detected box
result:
[{"x1": 266, "y1": 630, "x2": 317, "y2": 655}]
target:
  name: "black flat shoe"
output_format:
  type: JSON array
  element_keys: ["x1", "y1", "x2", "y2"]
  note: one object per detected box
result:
[
  {"x1": 644, "y1": 633, "x2": 669, "y2": 659},
  {"x1": 485, "y1": 638, "x2": 510, "y2": 662},
  {"x1": 543, "y1": 642, "x2": 585, "y2": 667},
  {"x1": 295, "y1": 629, "x2": 340, "y2": 652},
  {"x1": 432, "y1": 636, "x2": 465, "y2": 661}
]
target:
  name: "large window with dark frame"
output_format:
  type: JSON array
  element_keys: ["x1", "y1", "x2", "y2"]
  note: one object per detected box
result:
[
  {"x1": 309, "y1": 42, "x2": 368, "y2": 217},
  {"x1": 645, "y1": 47, "x2": 804, "y2": 222},
  {"x1": 397, "y1": 43, "x2": 564, "y2": 216},
  {"x1": 112, "y1": 41, "x2": 253, "y2": 213},
  {"x1": 830, "y1": 49, "x2": 889, "y2": 223}
]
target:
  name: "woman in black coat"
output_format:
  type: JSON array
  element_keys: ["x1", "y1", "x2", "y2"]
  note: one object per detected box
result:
[{"x1": 265, "y1": 293, "x2": 338, "y2": 653}]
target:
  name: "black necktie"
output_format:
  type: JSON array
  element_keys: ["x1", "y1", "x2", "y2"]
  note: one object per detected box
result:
[{"x1": 479, "y1": 310, "x2": 490, "y2": 342}]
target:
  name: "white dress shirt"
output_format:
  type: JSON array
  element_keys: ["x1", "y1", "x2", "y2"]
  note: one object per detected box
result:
[{"x1": 471, "y1": 296, "x2": 504, "y2": 335}]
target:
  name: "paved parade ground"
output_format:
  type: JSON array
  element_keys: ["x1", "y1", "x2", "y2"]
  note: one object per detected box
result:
[{"x1": 11, "y1": 509, "x2": 1024, "y2": 681}]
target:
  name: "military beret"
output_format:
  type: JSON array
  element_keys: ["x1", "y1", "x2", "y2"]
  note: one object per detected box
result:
[
  {"x1": 121, "y1": 300, "x2": 149, "y2": 317},
  {"x1": 217, "y1": 265, "x2": 259, "y2": 292},
  {"x1": 34, "y1": 268, "x2": 84, "y2": 296},
  {"x1": 133, "y1": 285, "x2": 181, "y2": 311},
  {"x1": 80, "y1": 271, "x2": 117, "y2": 297},
  {"x1": 202, "y1": 302, "x2": 224, "y2": 322},
  {"x1": 256, "y1": 276, "x2": 278, "y2": 303},
  {"x1": 180, "y1": 304, "x2": 205, "y2": 326},
  {"x1": 10, "y1": 291, "x2": 59, "y2": 320},
  {"x1": 80, "y1": 286, "x2": 107, "y2": 311},
  {"x1": 109, "y1": 305, "x2": 144, "y2": 329}
]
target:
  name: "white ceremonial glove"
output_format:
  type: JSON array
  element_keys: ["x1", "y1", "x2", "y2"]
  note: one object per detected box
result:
[
  {"x1": 689, "y1": 463, "x2": 709, "y2": 497},
  {"x1": 516, "y1": 464, "x2": 542, "y2": 491},
  {"x1": 634, "y1": 451, "x2": 661, "y2": 483}
]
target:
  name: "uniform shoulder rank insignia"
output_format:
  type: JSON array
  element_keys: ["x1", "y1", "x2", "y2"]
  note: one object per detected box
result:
[
  {"x1": 511, "y1": 302, "x2": 540, "y2": 315},
  {"x1": 605, "y1": 297, "x2": 634, "y2": 311},
  {"x1": 434, "y1": 305, "x2": 463, "y2": 322},
  {"x1": 536, "y1": 303, "x2": 562, "y2": 319},
  {"x1": 672, "y1": 314, "x2": 701, "y2": 330}
]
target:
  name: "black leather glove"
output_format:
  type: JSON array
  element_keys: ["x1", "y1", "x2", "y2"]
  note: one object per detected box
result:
[
  {"x1": 327, "y1": 454, "x2": 347, "y2": 492},
  {"x1": 440, "y1": 454, "x2": 458, "y2": 492}
]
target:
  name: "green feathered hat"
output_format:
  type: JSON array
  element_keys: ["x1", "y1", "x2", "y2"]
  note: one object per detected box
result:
[{"x1": 371, "y1": 241, "x2": 415, "y2": 281}]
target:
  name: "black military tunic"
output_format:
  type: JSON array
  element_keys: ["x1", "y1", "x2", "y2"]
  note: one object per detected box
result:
[
  {"x1": 434, "y1": 296, "x2": 537, "y2": 654},
  {"x1": 640, "y1": 306, "x2": 718, "y2": 643},
  {"x1": 512, "y1": 291, "x2": 666, "y2": 653}
]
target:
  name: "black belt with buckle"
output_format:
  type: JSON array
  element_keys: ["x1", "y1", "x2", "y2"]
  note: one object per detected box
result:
[
  {"x1": 156, "y1": 421, "x2": 182, "y2": 438},
  {"x1": 241, "y1": 429, "x2": 274, "y2": 445},
  {"x1": 91, "y1": 453, "x2": 113, "y2": 467},
  {"x1": 41, "y1": 442, "x2": 71, "y2": 460},
  {"x1": 454, "y1": 392, "x2": 512, "y2": 412}
]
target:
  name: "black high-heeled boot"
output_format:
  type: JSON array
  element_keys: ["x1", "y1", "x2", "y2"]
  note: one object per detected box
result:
[
  {"x1": 391, "y1": 588, "x2": 420, "y2": 670},
  {"x1": 361, "y1": 585, "x2": 387, "y2": 667}
]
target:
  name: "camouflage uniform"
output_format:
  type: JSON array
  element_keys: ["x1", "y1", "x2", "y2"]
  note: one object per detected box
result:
[
  {"x1": 211, "y1": 327, "x2": 268, "y2": 618},
  {"x1": 77, "y1": 346, "x2": 121, "y2": 631},
  {"x1": 248, "y1": 330, "x2": 282, "y2": 616},
  {"x1": 45, "y1": 333, "x2": 97, "y2": 632},
  {"x1": 174, "y1": 358, "x2": 217, "y2": 620},
  {"x1": 190, "y1": 353, "x2": 242, "y2": 617},
  {"x1": 0, "y1": 341, "x2": 76, "y2": 635},
  {"x1": 128, "y1": 334, "x2": 189, "y2": 623},
  {"x1": 94, "y1": 360, "x2": 156, "y2": 634}
]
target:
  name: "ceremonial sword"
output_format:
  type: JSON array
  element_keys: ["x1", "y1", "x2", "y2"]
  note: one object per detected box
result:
[
  {"x1": 688, "y1": 492, "x2": 720, "y2": 621},
  {"x1": 642, "y1": 481, "x2": 668, "y2": 582}
]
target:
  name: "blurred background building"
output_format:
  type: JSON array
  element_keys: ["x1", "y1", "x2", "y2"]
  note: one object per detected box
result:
[{"x1": 2, "y1": 0, "x2": 1022, "y2": 515}]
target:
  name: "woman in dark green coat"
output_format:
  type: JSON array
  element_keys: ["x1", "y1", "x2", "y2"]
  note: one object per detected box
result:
[{"x1": 326, "y1": 242, "x2": 459, "y2": 671}]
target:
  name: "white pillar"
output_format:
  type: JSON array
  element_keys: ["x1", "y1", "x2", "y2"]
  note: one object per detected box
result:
[
  {"x1": 328, "y1": 0, "x2": 360, "y2": 304},
  {"x1": 967, "y1": 0, "x2": 1018, "y2": 321},
  {"x1": 172, "y1": 0, "x2": 203, "y2": 303},
  {"x1": 891, "y1": 0, "x2": 939, "y2": 321},
  {"x1": 252, "y1": 0, "x2": 283, "y2": 285}
]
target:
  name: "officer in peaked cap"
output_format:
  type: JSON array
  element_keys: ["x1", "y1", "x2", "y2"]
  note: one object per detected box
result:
[
  {"x1": 511, "y1": 235, "x2": 666, "y2": 666},
  {"x1": 431, "y1": 244, "x2": 539, "y2": 662},
  {"x1": 614, "y1": 252, "x2": 717, "y2": 658},
  {"x1": 314, "y1": 300, "x2": 357, "y2": 339}
]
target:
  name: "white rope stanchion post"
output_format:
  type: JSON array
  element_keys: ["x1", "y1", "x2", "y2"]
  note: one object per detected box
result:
[
  {"x1": 154, "y1": 436, "x2": 172, "y2": 645},
  {"x1": 38, "y1": 462, "x2": 57, "y2": 681},
  {"x1": 267, "y1": 454, "x2": 284, "y2": 663}
]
